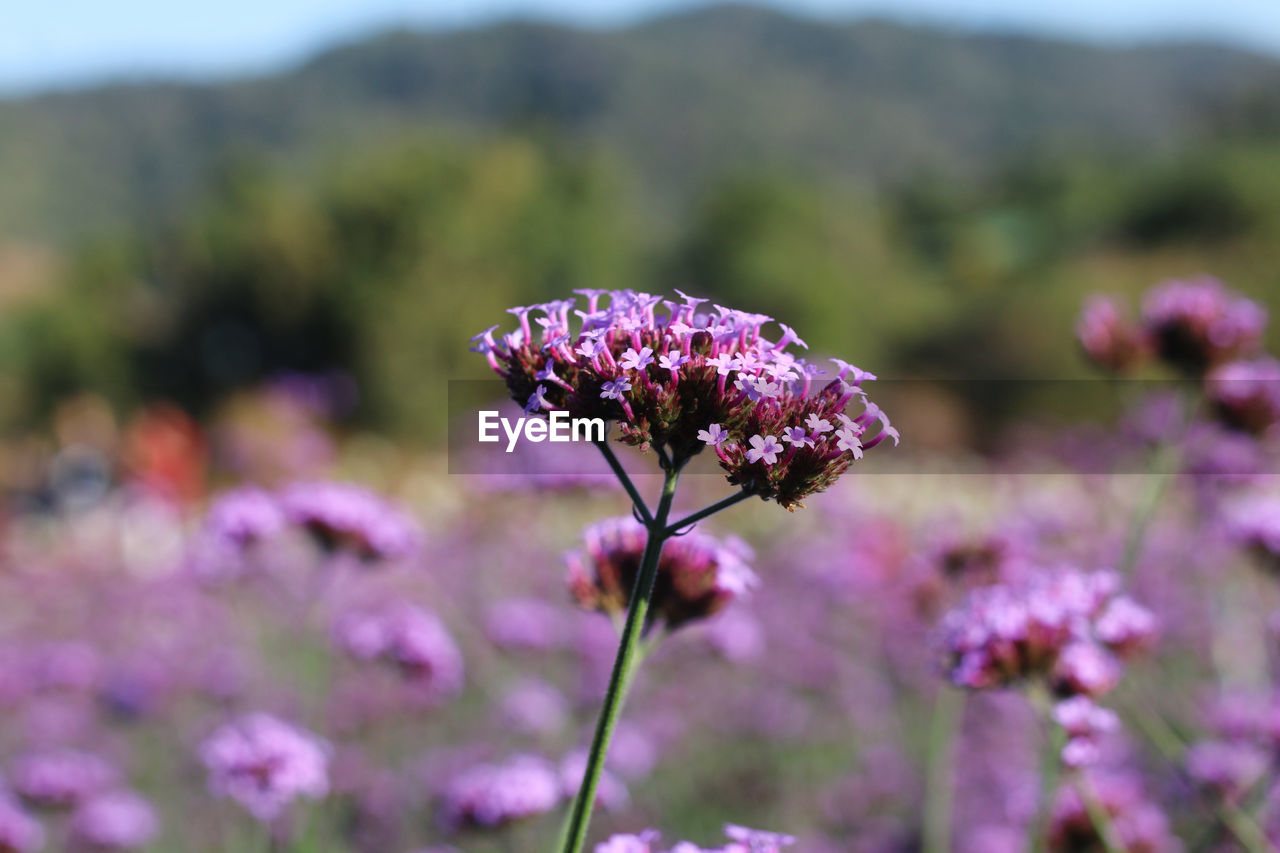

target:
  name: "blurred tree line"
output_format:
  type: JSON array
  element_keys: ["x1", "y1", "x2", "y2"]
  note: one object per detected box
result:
[{"x1": 4, "y1": 119, "x2": 1280, "y2": 444}]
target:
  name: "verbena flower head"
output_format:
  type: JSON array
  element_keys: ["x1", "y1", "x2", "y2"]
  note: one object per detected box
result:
[
  {"x1": 594, "y1": 824, "x2": 796, "y2": 853},
  {"x1": 566, "y1": 517, "x2": 758, "y2": 634},
  {"x1": 9, "y1": 750, "x2": 119, "y2": 809},
  {"x1": 473, "y1": 290, "x2": 895, "y2": 508},
  {"x1": 1141, "y1": 276, "x2": 1266, "y2": 374},
  {"x1": 1186, "y1": 740, "x2": 1269, "y2": 800},
  {"x1": 1052, "y1": 696, "x2": 1120, "y2": 768},
  {"x1": 439, "y1": 755, "x2": 561, "y2": 830},
  {"x1": 1224, "y1": 494, "x2": 1280, "y2": 567},
  {"x1": 189, "y1": 486, "x2": 287, "y2": 580},
  {"x1": 333, "y1": 603, "x2": 464, "y2": 697},
  {"x1": 68, "y1": 791, "x2": 158, "y2": 851},
  {"x1": 0, "y1": 796, "x2": 43, "y2": 852},
  {"x1": 1206, "y1": 357, "x2": 1280, "y2": 436},
  {"x1": 1077, "y1": 295, "x2": 1147, "y2": 373},
  {"x1": 199, "y1": 713, "x2": 330, "y2": 822},
  {"x1": 938, "y1": 569, "x2": 1155, "y2": 698},
  {"x1": 1048, "y1": 770, "x2": 1176, "y2": 853},
  {"x1": 280, "y1": 481, "x2": 422, "y2": 563},
  {"x1": 203, "y1": 487, "x2": 286, "y2": 548}
]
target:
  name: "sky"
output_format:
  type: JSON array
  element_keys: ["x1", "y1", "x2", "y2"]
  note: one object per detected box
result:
[{"x1": 2, "y1": 0, "x2": 1279, "y2": 94}]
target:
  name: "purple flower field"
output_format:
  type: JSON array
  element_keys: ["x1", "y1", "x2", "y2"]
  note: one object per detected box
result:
[{"x1": 4, "y1": 282, "x2": 1280, "y2": 853}]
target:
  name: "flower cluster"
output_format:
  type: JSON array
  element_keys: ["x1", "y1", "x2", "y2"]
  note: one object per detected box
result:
[
  {"x1": 565, "y1": 517, "x2": 758, "y2": 634},
  {"x1": 190, "y1": 481, "x2": 423, "y2": 579},
  {"x1": 1224, "y1": 494, "x2": 1280, "y2": 569},
  {"x1": 938, "y1": 569, "x2": 1156, "y2": 698},
  {"x1": 0, "y1": 795, "x2": 42, "y2": 853},
  {"x1": 596, "y1": 824, "x2": 796, "y2": 853},
  {"x1": 9, "y1": 750, "x2": 119, "y2": 808},
  {"x1": 1047, "y1": 770, "x2": 1177, "y2": 853},
  {"x1": 473, "y1": 290, "x2": 895, "y2": 508},
  {"x1": 1205, "y1": 356, "x2": 1280, "y2": 437},
  {"x1": 67, "y1": 790, "x2": 159, "y2": 851},
  {"x1": 1051, "y1": 695, "x2": 1120, "y2": 768},
  {"x1": 1079, "y1": 277, "x2": 1268, "y2": 375},
  {"x1": 199, "y1": 713, "x2": 331, "y2": 822},
  {"x1": 439, "y1": 755, "x2": 562, "y2": 830},
  {"x1": 280, "y1": 482, "x2": 423, "y2": 562},
  {"x1": 333, "y1": 602, "x2": 465, "y2": 697}
]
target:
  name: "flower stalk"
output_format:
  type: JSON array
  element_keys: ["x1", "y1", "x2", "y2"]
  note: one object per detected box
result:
[{"x1": 560, "y1": 455, "x2": 682, "y2": 853}]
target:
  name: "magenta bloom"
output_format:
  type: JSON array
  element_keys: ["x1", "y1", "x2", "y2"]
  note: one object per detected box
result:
[
  {"x1": 938, "y1": 569, "x2": 1155, "y2": 698},
  {"x1": 1077, "y1": 295, "x2": 1147, "y2": 373},
  {"x1": 190, "y1": 486, "x2": 287, "y2": 580},
  {"x1": 1052, "y1": 696, "x2": 1119, "y2": 768},
  {"x1": 0, "y1": 796, "x2": 43, "y2": 852},
  {"x1": 596, "y1": 833, "x2": 659, "y2": 853},
  {"x1": 1049, "y1": 770, "x2": 1177, "y2": 852},
  {"x1": 595, "y1": 824, "x2": 795, "y2": 853},
  {"x1": 203, "y1": 487, "x2": 286, "y2": 547},
  {"x1": 9, "y1": 750, "x2": 118, "y2": 809},
  {"x1": 334, "y1": 603, "x2": 464, "y2": 697},
  {"x1": 440, "y1": 755, "x2": 561, "y2": 830},
  {"x1": 280, "y1": 481, "x2": 422, "y2": 563},
  {"x1": 473, "y1": 290, "x2": 894, "y2": 509},
  {"x1": 1224, "y1": 494, "x2": 1280, "y2": 566},
  {"x1": 1206, "y1": 356, "x2": 1280, "y2": 436},
  {"x1": 1141, "y1": 276, "x2": 1266, "y2": 374},
  {"x1": 199, "y1": 713, "x2": 330, "y2": 821},
  {"x1": 566, "y1": 516, "x2": 758, "y2": 634},
  {"x1": 68, "y1": 791, "x2": 158, "y2": 851}
]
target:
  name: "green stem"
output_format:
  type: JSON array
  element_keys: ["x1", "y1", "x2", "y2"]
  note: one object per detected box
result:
[
  {"x1": 1076, "y1": 774, "x2": 1125, "y2": 853},
  {"x1": 1028, "y1": 704, "x2": 1065, "y2": 853},
  {"x1": 594, "y1": 438, "x2": 653, "y2": 525},
  {"x1": 923, "y1": 687, "x2": 964, "y2": 853},
  {"x1": 560, "y1": 465, "x2": 681, "y2": 853},
  {"x1": 665, "y1": 488, "x2": 755, "y2": 536},
  {"x1": 1117, "y1": 440, "x2": 1179, "y2": 577}
]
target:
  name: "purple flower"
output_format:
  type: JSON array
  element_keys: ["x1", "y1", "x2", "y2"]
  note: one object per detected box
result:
[
  {"x1": 68, "y1": 791, "x2": 158, "y2": 851},
  {"x1": 601, "y1": 379, "x2": 632, "y2": 401},
  {"x1": 723, "y1": 823, "x2": 797, "y2": 852},
  {"x1": 499, "y1": 679, "x2": 569, "y2": 735},
  {"x1": 567, "y1": 517, "x2": 758, "y2": 634},
  {"x1": 745, "y1": 435, "x2": 782, "y2": 466},
  {"x1": 596, "y1": 832, "x2": 659, "y2": 853},
  {"x1": 658, "y1": 353, "x2": 689, "y2": 374},
  {"x1": 0, "y1": 797, "x2": 43, "y2": 852},
  {"x1": 525, "y1": 384, "x2": 553, "y2": 414},
  {"x1": 9, "y1": 750, "x2": 118, "y2": 809},
  {"x1": 484, "y1": 598, "x2": 569, "y2": 651},
  {"x1": 1186, "y1": 740, "x2": 1270, "y2": 799},
  {"x1": 780, "y1": 427, "x2": 814, "y2": 449},
  {"x1": 280, "y1": 481, "x2": 422, "y2": 563},
  {"x1": 440, "y1": 755, "x2": 561, "y2": 830},
  {"x1": 334, "y1": 603, "x2": 464, "y2": 697},
  {"x1": 938, "y1": 568, "x2": 1151, "y2": 698},
  {"x1": 1049, "y1": 770, "x2": 1177, "y2": 852},
  {"x1": 698, "y1": 424, "x2": 729, "y2": 447},
  {"x1": 1076, "y1": 295, "x2": 1147, "y2": 373},
  {"x1": 1141, "y1": 276, "x2": 1266, "y2": 374},
  {"x1": 200, "y1": 713, "x2": 331, "y2": 821},
  {"x1": 619, "y1": 347, "x2": 655, "y2": 372},
  {"x1": 804, "y1": 414, "x2": 833, "y2": 435},
  {"x1": 202, "y1": 487, "x2": 286, "y2": 548},
  {"x1": 1226, "y1": 494, "x2": 1280, "y2": 562},
  {"x1": 473, "y1": 289, "x2": 893, "y2": 509},
  {"x1": 1053, "y1": 696, "x2": 1119, "y2": 768},
  {"x1": 1206, "y1": 356, "x2": 1280, "y2": 436}
]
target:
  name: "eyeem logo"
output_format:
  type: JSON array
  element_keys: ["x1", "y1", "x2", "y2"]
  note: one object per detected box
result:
[{"x1": 478, "y1": 411, "x2": 606, "y2": 453}]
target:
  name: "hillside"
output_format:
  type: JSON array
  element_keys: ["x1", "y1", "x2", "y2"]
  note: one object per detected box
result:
[{"x1": 1, "y1": 4, "x2": 1279, "y2": 241}]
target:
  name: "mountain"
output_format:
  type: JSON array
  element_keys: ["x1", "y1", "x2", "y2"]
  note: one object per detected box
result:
[{"x1": 2, "y1": 3, "x2": 1278, "y2": 242}]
